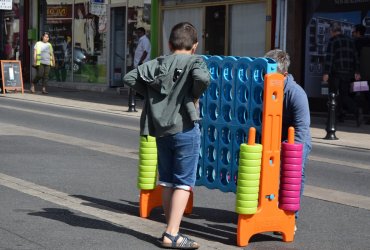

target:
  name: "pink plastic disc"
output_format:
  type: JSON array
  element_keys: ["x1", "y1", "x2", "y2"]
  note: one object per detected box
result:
[
  {"x1": 280, "y1": 183, "x2": 301, "y2": 191},
  {"x1": 279, "y1": 197, "x2": 300, "y2": 204},
  {"x1": 280, "y1": 177, "x2": 302, "y2": 185},
  {"x1": 282, "y1": 157, "x2": 302, "y2": 165},
  {"x1": 282, "y1": 142, "x2": 303, "y2": 151},
  {"x1": 279, "y1": 203, "x2": 300, "y2": 211},
  {"x1": 282, "y1": 150, "x2": 303, "y2": 158},
  {"x1": 279, "y1": 189, "x2": 300, "y2": 198},
  {"x1": 281, "y1": 163, "x2": 302, "y2": 171},
  {"x1": 281, "y1": 170, "x2": 302, "y2": 178}
]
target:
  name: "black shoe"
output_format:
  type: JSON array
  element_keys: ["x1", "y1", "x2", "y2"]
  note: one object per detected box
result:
[{"x1": 356, "y1": 108, "x2": 363, "y2": 127}]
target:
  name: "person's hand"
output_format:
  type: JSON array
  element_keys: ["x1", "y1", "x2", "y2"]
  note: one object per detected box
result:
[
  {"x1": 322, "y1": 74, "x2": 329, "y2": 82},
  {"x1": 355, "y1": 73, "x2": 361, "y2": 81}
]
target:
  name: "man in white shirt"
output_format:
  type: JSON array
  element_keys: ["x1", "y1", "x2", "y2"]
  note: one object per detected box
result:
[
  {"x1": 128, "y1": 27, "x2": 151, "y2": 111},
  {"x1": 134, "y1": 27, "x2": 151, "y2": 67}
]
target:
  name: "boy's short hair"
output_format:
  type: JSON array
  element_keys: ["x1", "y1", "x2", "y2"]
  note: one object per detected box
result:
[
  {"x1": 264, "y1": 49, "x2": 290, "y2": 74},
  {"x1": 169, "y1": 22, "x2": 198, "y2": 51}
]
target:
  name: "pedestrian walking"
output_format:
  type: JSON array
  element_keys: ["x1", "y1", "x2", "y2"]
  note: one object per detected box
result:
[
  {"x1": 31, "y1": 32, "x2": 55, "y2": 94},
  {"x1": 352, "y1": 24, "x2": 370, "y2": 124},
  {"x1": 322, "y1": 22, "x2": 362, "y2": 126},
  {"x1": 123, "y1": 22, "x2": 210, "y2": 249}
]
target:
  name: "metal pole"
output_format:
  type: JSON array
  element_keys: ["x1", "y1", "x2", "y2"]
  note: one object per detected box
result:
[
  {"x1": 324, "y1": 92, "x2": 338, "y2": 140},
  {"x1": 128, "y1": 88, "x2": 137, "y2": 112}
]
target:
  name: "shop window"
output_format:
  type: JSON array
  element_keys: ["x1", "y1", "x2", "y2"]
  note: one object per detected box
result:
[{"x1": 43, "y1": 0, "x2": 108, "y2": 84}]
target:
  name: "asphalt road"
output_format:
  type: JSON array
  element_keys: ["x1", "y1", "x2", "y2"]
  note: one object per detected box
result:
[{"x1": 0, "y1": 94, "x2": 370, "y2": 250}]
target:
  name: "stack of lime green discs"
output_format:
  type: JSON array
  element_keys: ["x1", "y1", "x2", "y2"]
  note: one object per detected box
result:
[
  {"x1": 137, "y1": 136, "x2": 158, "y2": 190},
  {"x1": 235, "y1": 143, "x2": 263, "y2": 214}
]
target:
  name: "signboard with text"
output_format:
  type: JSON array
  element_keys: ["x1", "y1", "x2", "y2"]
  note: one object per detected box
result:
[
  {"x1": 0, "y1": 0, "x2": 12, "y2": 10},
  {"x1": 1, "y1": 60, "x2": 24, "y2": 94}
]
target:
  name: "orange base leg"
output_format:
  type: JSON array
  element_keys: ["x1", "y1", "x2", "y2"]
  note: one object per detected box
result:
[
  {"x1": 139, "y1": 185, "x2": 194, "y2": 218},
  {"x1": 237, "y1": 211, "x2": 295, "y2": 247}
]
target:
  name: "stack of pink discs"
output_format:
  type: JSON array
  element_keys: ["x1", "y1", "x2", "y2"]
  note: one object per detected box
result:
[{"x1": 279, "y1": 142, "x2": 303, "y2": 211}]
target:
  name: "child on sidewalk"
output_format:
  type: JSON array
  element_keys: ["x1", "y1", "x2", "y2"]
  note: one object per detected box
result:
[{"x1": 123, "y1": 22, "x2": 210, "y2": 249}]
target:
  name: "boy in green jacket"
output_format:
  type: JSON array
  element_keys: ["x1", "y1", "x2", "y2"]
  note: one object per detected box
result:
[{"x1": 123, "y1": 22, "x2": 210, "y2": 249}]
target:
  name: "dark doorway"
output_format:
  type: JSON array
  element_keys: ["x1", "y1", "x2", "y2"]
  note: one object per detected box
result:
[{"x1": 205, "y1": 5, "x2": 226, "y2": 55}]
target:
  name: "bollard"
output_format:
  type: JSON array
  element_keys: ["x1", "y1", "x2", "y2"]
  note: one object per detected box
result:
[
  {"x1": 128, "y1": 88, "x2": 137, "y2": 112},
  {"x1": 324, "y1": 92, "x2": 338, "y2": 140}
]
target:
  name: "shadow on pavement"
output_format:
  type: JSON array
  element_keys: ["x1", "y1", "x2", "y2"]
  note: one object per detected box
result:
[
  {"x1": 28, "y1": 208, "x2": 159, "y2": 246},
  {"x1": 71, "y1": 195, "x2": 280, "y2": 246}
]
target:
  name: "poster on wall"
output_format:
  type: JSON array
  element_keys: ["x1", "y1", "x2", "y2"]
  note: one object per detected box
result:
[
  {"x1": 0, "y1": 0, "x2": 12, "y2": 10},
  {"x1": 304, "y1": 0, "x2": 370, "y2": 98}
]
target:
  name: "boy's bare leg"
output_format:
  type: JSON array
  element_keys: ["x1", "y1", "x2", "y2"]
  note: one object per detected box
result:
[
  {"x1": 162, "y1": 186, "x2": 173, "y2": 224},
  {"x1": 163, "y1": 189, "x2": 190, "y2": 243}
]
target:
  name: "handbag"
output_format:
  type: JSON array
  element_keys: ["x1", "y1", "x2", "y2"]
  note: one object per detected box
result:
[{"x1": 350, "y1": 81, "x2": 369, "y2": 92}]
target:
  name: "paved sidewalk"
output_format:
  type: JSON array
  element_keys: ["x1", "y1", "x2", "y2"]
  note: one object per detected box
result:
[{"x1": 2, "y1": 85, "x2": 370, "y2": 151}]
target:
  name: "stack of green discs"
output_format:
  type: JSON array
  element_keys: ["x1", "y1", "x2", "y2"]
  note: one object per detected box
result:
[
  {"x1": 137, "y1": 136, "x2": 158, "y2": 190},
  {"x1": 235, "y1": 143, "x2": 263, "y2": 214}
]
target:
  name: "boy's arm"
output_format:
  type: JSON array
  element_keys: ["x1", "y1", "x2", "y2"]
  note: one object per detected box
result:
[
  {"x1": 191, "y1": 57, "x2": 211, "y2": 98},
  {"x1": 122, "y1": 68, "x2": 148, "y2": 95}
]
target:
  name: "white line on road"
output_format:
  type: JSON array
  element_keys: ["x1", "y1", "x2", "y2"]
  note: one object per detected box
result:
[
  {"x1": 1, "y1": 104, "x2": 140, "y2": 132},
  {"x1": 304, "y1": 185, "x2": 370, "y2": 210},
  {"x1": 0, "y1": 122, "x2": 139, "y2": 160},
  {"x1": 0, "y1": 173, "x2": 238, "y2": 250},
  {"x1": 309, "y1": 155, "x2": 370, "y2": 171}
]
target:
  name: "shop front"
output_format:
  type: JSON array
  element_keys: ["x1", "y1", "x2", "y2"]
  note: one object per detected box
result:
[
  {"x1": 30, "y1": 0, "x2": 151, "y2": 88},
  {"x1": 158, "y1": 0, "x2": 273, "y2": 57},
  {"x1": 304, "y1": 0, "x2": 370, "y2": 100},
  {"x1": 0, "y1": 0, "x2": 30, "y2": 82}
]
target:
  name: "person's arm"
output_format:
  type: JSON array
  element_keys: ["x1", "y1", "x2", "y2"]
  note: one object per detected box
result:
[
  {"x1": 139, "y1": 51, "x2": 148, "y2": 65},
  {"x1": 352, "y1": 40, "x2": 361, "y2": 80},
  {"x1": 139, "y1": 38, "x2": 151, "y2": 65},
  {"x1": 51, "y1": 49, "x2": 56, "y2": 67},
  {"x1": 33, "y1": 43, "x2": 37, "y2": 65},
  {"x1": 323, "y1": 40, "x2": 334, "y2": 82},
  {"x1": 191, "y1": 57, "x2": 211, "y2": 99},
  {"x1": 122, "y1": 67, "x2": 147, "y2": 95}
]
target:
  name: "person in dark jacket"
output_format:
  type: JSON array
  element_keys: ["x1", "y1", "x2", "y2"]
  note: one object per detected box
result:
[
  {"x1": 123, "y1": 22, "x2": 210, "y2": 249},
  {"x1": 265, "y1": 49, "x2": 312, "y2": 232},
  {"x1": 323, "y1": 22, "x2": 362, "y2": 126}
]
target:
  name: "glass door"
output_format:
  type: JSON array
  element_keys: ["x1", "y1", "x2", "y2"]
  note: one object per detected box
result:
[
  {"x1": 110, "y1": 6, "x2": 126, "y2": 87},
  {"x1": 205, "y1": 5, "x2": 226, "y2": 55}
]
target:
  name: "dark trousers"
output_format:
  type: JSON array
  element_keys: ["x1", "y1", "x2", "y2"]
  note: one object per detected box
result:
[
  {"x1": 329, "y1": 73, "x2": 358, "y2": 117},
  {"x1": 33, "y1": 64, "x2": 50, "y2": 87}
]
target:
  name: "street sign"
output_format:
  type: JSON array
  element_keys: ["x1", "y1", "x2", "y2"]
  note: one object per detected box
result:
[
  {"x1": 0, "y1": 0, "x2": 12, "y2": 10},
  {"x1": 1, "y1": 60, "x2": 24, "y2": 94}
]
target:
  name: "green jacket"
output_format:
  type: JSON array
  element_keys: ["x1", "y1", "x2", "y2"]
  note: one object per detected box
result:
[{"x1": 123, "y1": 54, "x2": 210, "y2": 137}]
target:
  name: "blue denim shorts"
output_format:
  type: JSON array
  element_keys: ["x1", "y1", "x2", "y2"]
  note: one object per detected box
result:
[{"x1": 156, "y1": 123, "x2": 201, "y2": 190}]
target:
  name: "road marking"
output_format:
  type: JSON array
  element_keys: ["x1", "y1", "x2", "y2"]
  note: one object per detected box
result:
[
  {"x1": 1, "y1": 104, "x2": 140, "y2": 132},
  {"x1": 0, "y1": 173, "x2": 238, "y2": 250},
  {"x1": 309, "y1": 155, "x2": 370, "y2": 171},
  {"x1": 0, "y1": 122, "x2": 139, "y2": 160},
  {"x1": 304, "y1": 185, "x2": 370, "y2": 210},
  {"x1": 2, "y1": 94, "x2": 142, "y2": 118}
]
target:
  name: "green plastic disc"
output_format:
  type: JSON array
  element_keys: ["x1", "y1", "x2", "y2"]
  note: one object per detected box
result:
[
  {"x1": 240, "y1": 143, "x2": 262, "y2": 153},
  {"x1": 235, "y1": 206, "x2": 257, "y2": 214},
  {"x1": 236, "y1": 193, "x2": 259, "y2": 201},
  {"x1": 236, "y1": 199, "x2": 258, "y2": 207},
  {"x1": 236, "y1": 186, "x2": 260, "y2": 194},
  {"x1": 237, "y1": 179, "x2": 260, "y2": 187}
]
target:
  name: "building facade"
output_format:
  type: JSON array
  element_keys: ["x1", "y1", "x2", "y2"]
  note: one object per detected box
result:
[{"x1": 1, "y1": 0, "x2": 369, "y2": 112}]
